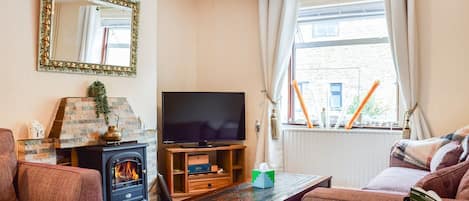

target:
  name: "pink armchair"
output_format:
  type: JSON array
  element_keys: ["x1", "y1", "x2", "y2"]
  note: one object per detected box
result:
[{"x1": 0, "y1": 128, "x2": 103, "y2": 201}]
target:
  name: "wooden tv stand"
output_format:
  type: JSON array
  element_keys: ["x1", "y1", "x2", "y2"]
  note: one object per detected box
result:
[{"x1": 166, "y1": 144, "x2": 246, "y2": 198}]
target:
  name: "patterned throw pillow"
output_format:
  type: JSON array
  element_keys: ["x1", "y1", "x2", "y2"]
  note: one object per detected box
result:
[
  {"x1": 460, "y1": 136, "x2": 469, "y2": 161},
  {"x1": 439, "y1": 125, "x2": 469, "y2": 161},
  {"x1": 392, "y1": 138, "x2": 449, "y2": 169},
  {"x1": 430, "y1": 141, "x2": 463, "y2": 172}
]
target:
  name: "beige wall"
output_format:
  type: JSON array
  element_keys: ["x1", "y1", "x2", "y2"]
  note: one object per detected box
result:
[
  {"x1": 157, "y1": 0, "x2": 198, "y2": 92},
  {"x1": 156, "y1": 0, "x2": 200, "y2": 172},
  {"x1": 0, "y1": 0, "x2": 157, "y2": 139},
  {"x1": 157, "y1": 0, "x2": 263, "y2": 172},
  {"x1": 195, "y1": 0, "x2": 264, "y2": 172},
  {"x1": 417, "y1": 0, "x2": 469, "y2": 136}
]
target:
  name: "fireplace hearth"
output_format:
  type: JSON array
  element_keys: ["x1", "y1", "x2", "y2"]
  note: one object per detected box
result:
[{"x1": 77, "y1": 142, "x2": 148, "y2": 201}]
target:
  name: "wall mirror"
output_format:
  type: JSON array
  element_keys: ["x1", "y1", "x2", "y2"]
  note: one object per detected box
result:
[{"x1": 38, "y1": 0, "x2": 139, "y2": 76}]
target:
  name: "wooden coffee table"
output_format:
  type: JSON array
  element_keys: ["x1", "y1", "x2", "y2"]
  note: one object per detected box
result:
[{"x1": 185, "y1": 172, "x2": 331, "y2": 201}]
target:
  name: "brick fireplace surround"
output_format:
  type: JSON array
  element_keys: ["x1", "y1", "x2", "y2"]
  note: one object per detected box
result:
[{"x1": 16, "y1": 97, "x2": 157, "y2": 199}]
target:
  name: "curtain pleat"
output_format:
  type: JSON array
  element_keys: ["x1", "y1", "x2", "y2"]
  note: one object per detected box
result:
[
  {"x1": 255, "y1": 0, "x2": 298, "y2": 171},
  {"x1": 385, "y1": 0, "x2": 432, "y2": 140}
]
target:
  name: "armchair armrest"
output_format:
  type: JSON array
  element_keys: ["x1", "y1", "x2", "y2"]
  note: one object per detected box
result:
[
  {"x1": 302, "y1": 187, "x2": 406, "y2": 201},
  {"x1": 16, "y1": 161, "x2": 103, "y2": 201}
]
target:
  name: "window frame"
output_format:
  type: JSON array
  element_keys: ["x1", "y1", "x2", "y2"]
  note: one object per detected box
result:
[{"x1": 286, "y1": 1, "x2": 401, "y2": 129}]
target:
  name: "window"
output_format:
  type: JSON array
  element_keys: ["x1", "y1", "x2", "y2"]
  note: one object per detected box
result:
[
  {"x1": 102, "y1": 27, "x2": 131, "y2": 66},
  {"x1": 330, "y1": 83, "x2": 343, "y2": 110},
  {"x1": 282, "y1": 0, "x2": 398, "y2": 128},
  {"x1": 100, "y1": 17, "x2": 132, "y2": 66},
  {"x1": 313, "y1": 22, "x2": 339, "y2": 37}
]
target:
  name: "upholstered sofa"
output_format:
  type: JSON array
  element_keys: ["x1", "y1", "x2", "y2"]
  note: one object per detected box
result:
[
  {"x1": 0, "y1": 128, "x2": 103, "y2": 201},
  {"x1": 303, "y1": 142, "x2": 469, "y2": 201}
]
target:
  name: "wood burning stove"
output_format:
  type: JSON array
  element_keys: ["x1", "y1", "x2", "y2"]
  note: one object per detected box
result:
[{"x1": 77, "y1": 143, "x2": 148, "y2": 201}]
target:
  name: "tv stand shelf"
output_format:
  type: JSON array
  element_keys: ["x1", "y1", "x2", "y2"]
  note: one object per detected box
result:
[{"x1": 166, "y1": 144, "x2": 246, "y2": 198}]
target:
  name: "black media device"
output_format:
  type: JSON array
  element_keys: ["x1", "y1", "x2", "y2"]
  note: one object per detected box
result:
[{"x1": 162, "y1": 92, "x2": 246, "y2": 147}]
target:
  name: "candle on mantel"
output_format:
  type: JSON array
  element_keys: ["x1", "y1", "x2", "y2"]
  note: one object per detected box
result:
[
  {"x1": 292, "y1": 80, "x2": 313, "y2": 128},
  {"x1": 345, "y1": 80, "x2": 380, "y2": 129}
]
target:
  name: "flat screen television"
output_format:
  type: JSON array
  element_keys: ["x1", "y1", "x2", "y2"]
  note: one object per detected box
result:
[{"x1": 162, "y1": 92, "x2": 246, "y2": 147}]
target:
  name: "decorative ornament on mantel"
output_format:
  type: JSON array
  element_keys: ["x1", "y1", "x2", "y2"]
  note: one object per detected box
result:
[
  {"x1": 103, "y1": 125, "x2": 122, "y2": 142},
  {"x1": 103, "y1": 113, "x2": 122, "y2": 142},
  {"x1": 88, "y1": 81, "x2": 111, "y2": 125},
  {"x1": 28, "y1": 120, "x2": 45, "y2": 139}
]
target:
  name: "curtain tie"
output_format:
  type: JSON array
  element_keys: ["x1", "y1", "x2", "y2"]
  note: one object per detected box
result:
[
  {"x1": 271, "y1": 108, "x2": 280, "y2": 139},
  {"x1": 262, "y1": 89, "x2": 279, "y2": 106},
  {"x1": 262, "y1": 90, "x2": 281, "y2": 139},
  {"x1": 405, "y1": 102, "x2": 419, "y2": 117},
  {"x1": 402, "y1": 103, "x2": 418, "y2": 139}
]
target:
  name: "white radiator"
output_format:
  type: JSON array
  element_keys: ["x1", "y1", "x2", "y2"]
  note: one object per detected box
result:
[{"x1": 283, "y1": 127, "x2": 402, "y2": 188}]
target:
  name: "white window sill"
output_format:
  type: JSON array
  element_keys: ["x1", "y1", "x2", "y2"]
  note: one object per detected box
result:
[{"x1": 282, "y1": 125, "x2": 402, "y2": 135}]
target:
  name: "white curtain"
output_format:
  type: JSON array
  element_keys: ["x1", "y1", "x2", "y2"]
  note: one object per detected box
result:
[
  {"x1": 385, "y1": 0, "x2": 432, "y2": 140},
  {"x1": 255, "y1": 0, "x2": 298, "y2": 170},
  {"x1": 78, "y1": 6, "x2": 102, "y2": 63}
]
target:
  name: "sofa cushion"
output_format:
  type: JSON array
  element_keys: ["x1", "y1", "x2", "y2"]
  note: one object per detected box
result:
[
  {"x1": 456, "y1": 166, "x2": 469, "y2": 199},
  {"x1": 0, "y1": 156, "x2": 17, "y2": 201},
  {"x1": 416, "y1": 160, "x2": 469, "y2": 198},
  {"x1": 17, "y1": 162, "x2": 103, "y2": 201},
  {"x1": 430, "y1": 141, "x2": 463, "y2": 172},
  {"x1": 363, "y1": 167, "x2": 429, "y2": 193}
]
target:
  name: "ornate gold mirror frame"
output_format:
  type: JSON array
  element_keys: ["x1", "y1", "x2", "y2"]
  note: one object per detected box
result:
[{"x1": 38, "y1": 0, "x2": 140, "y2": 77}]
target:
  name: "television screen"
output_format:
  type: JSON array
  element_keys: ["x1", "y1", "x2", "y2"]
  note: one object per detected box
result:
[{"x1": 162, "y1": 92, "x2": 246, "y2": 144}]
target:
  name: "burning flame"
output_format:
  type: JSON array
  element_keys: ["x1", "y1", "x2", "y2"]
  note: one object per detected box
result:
[{"x1": 114, "y1": 161, "x2": 139, "y2": 183}]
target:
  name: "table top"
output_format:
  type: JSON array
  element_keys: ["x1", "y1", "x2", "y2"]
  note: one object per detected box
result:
[{"x1": 186, "y1": 172, "x2": 331, "y2": 201}]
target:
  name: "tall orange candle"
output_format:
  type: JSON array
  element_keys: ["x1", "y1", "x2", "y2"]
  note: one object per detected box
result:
[
  {"x1": 292, "y1": 80, "x2": 313, "y2": 128},
  {"x1": 345, "y1": 80, "x2": 380, "y2": 129}
]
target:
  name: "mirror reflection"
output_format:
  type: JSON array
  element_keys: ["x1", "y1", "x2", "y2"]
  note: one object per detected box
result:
[{"x1": 51, "y1": 0, "x2": 132, "y2": 67}]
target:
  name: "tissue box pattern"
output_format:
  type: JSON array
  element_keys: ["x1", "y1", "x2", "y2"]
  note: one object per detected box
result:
[{"x1": 252, "y1": 169, "x2": 275, "y2": 188}]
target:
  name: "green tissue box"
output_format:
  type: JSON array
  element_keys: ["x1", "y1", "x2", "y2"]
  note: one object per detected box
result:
[{"x1": 252, "y1": 169, "x2": 275, "y2": 188}]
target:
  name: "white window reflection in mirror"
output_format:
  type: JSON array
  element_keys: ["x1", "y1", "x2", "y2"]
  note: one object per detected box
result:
[{"x1": 51, "y1": 0, "x2": 132, "y2": 67}]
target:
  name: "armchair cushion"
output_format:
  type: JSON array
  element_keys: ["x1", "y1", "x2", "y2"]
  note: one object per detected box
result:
[
  {"x1": 363, "y1": 167, "x2": 428, "y2": 193},
  {"x1": 416, "y1": 160, "x2": 469, "y2": 199},
  {"x1": 0, "y1": 159, "x2": 17, "y2": 201},
  {"x1": 17, "y1": 162, "x2": 103, "y2": 201},
  {"x1": 0, "y1": 129, "x2": 17, "y2": 176},
  {"x1": 0, "y1": 129, "x2": 17, "y2": 201}
]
